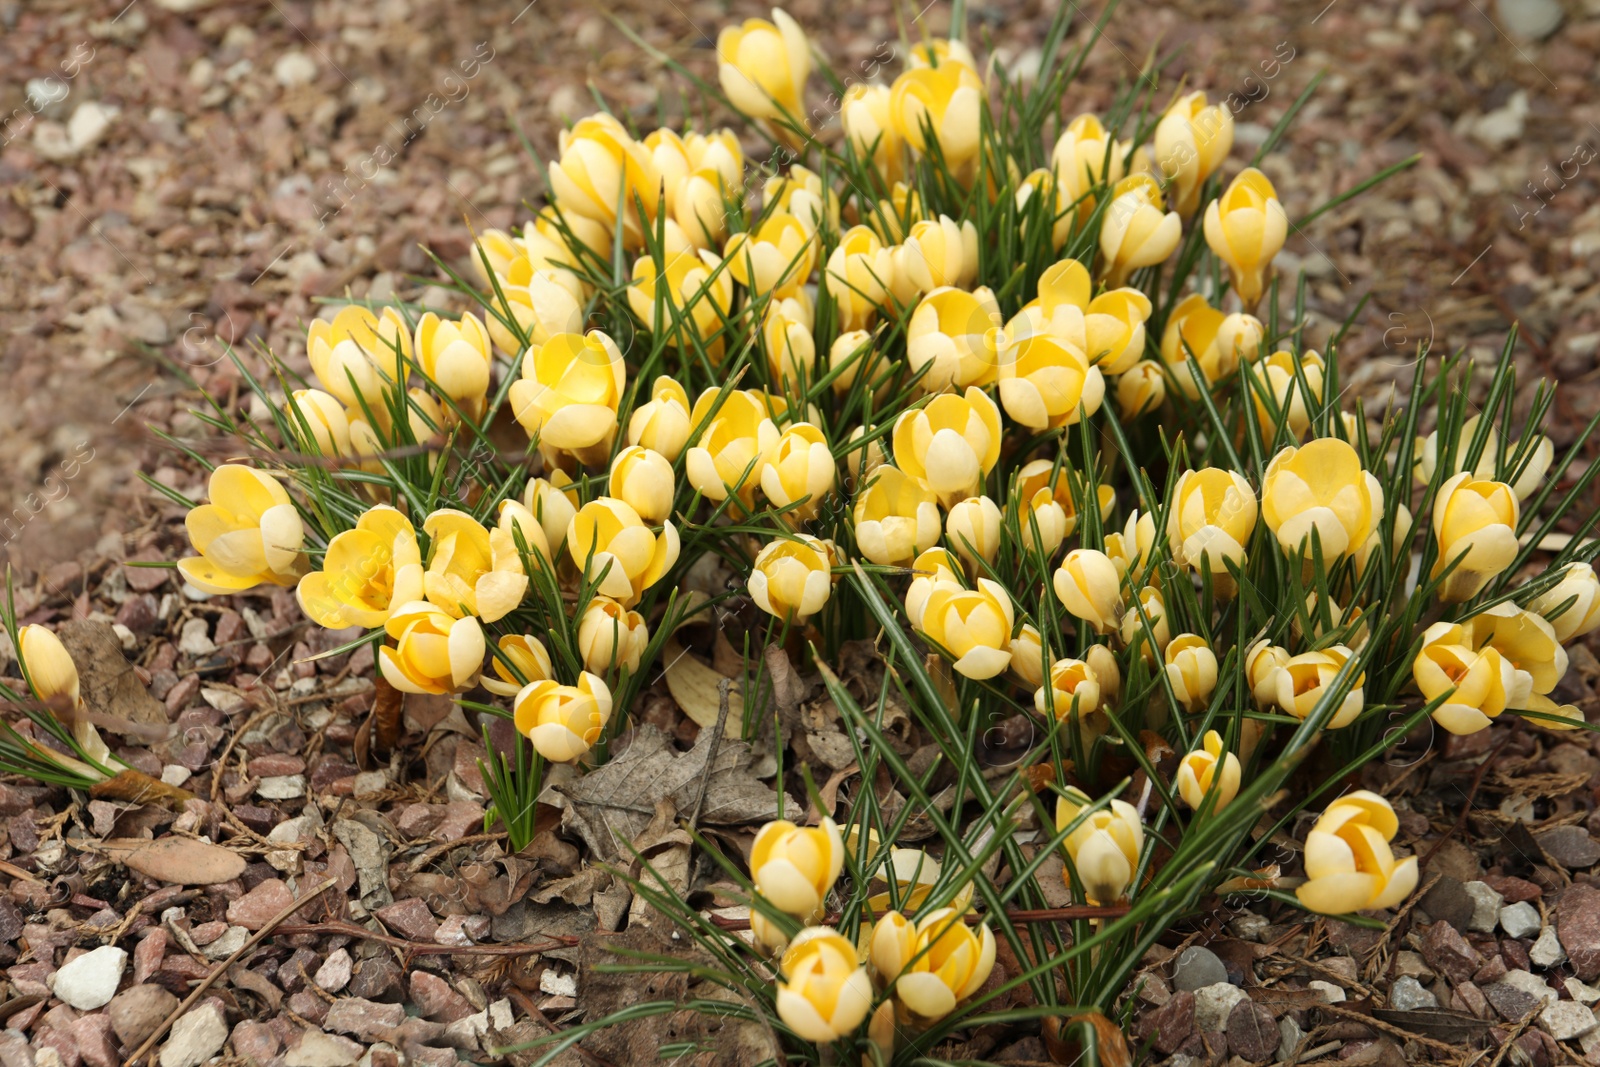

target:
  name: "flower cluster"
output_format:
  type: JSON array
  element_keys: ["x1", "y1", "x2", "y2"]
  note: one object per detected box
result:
[{"x1": 135, "y1": 6, "x2": 1600, "y2": 1056}]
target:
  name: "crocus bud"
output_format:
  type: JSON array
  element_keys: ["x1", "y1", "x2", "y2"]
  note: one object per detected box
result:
[
  {"x1": 1055, "y1": 788, "x2": 1144, "y2": 904},
  {"x1": 997, "y1": 332, "x2": 1105, "y2": 431},
  {"x1": 567, "y1": 497, "x2": 680, "y2": 606},
  {"x1": 307, "y1": 306, "x2": 411, "y2": 407},
  {"x1": 1245, "y1": 640, "x2": 1289, "y2": 708},
  {"x1": 871, "y1": 908, "x2": 995, "y2": 1022},
  {"x1": 889, "y1": 61, "x2": 983, "y2": 170},
  {"x1": 1274, "y1": 645, "x2": 1364, "y2": 728},
  {"x1": 762, "y1": 295, "x2": 817, "y2": 387},
  {"x1": 1116, "y1": 361, "x2": 1166, "y2": 415},
  {"x1": 1203, "y1": 168, "x2": 1287, "y2": 309},
  {"x1": 842, "y1": 83, "x2": 903, "y2": 185},
  {"x1": 1098, "y1": 174, "x2": 1181, "y2": 288},
  {"x1": 1016, "y1": 168, "x2": 1073, "y2": 250},
  {"x1": 514, "y1": 672, "x2": 614, "y2": 763},
  {"x1": 775, "y1": 928, "x2": 874, "y2": 1043},
  {"x1": 1009, "y1": 623, "x2": 1046, "y2": 689},
  {"x1": 1085, "y1": 644, "x2": 1122, "y2": 704},
  {"x1": 945, "y1": 495, "x2": 1002, "y2": 572},
  {"x1": 749, "y1": 535, "x2": 836, "y2": 620},
  {"x1": 1250, "y1": 349, "x2": 1325, "y2": 440},
  {"x1": 717, "y1": 8, "x2": 811, "y2": 125},
  {"x1": 414, "y1": 311, "x2": 493, "y2": 418},
  {"x1": 1261, "y1": 438, "x2": 1384, "y2": 560},
  {"x1": 828, "y1": 331, "x2": 883, "y2": 398},
  {"x1": 894, "y1": 215, "x2": 980, "y2": 296},
  {"x1": 724, "y1": 213, "x2": 816, "y2": 299},
  {"x1": 905, "y1": 547, "x2": 964, "y2": 629},
  {"x1": 919, "y1": 578, "x2": 1014, "y2": 680},
  {"x1": 1431, "y1": 472, "x2": 1519, "y2": 603},
  {"x1": 842, "y1": 424, "x2": 888, "y2": 488},
  {"x1": 854, "y1": 466, "x2": 941, "y2": 567},
  {"x1": 1164, "y1": 634, "x2": 1218, "y2": 713},
  {"x1": 380, "y1": 602, "x2": 485, "y2": 695},
  {"x1": 752, "y1": 817, "x2": 844, "y2": 918},
  {"x1": 685, "y1": 388, "x2": 781, "y2": 512},
  {"x1": 1104, "y1": 509, "x2": 1157, "y2": 581},
  {"x1": 609, "y1": 446, "x2": 676, "y2": 524},
  {"x1": 523, "y1": 472, "x2": 579, "y2": 559},
  {"x1": 1053, "y1": 549, "x2": 1124, "y2": 636},
  {"x1": 1160, "y1": 294, "x2": 1263, "y2": 398},
  {"x1": 1177, "y1": 730, "x2": 1240, "y2": 812},
  {"x1": 421, "y1": 510, "x2": 528, "y2": 623},
  {"x1": 549, "y1": 114, "x2": 660, "y2": 246},
  {"x1": 298, "y1": 505, "x2": 424, "y2": 629},
  {"x1": 1153, "y1": 91, "x2": 1233, "y2": 218},
  {"x1": 18, "y1": 625, "x2": 80, "y2": 709},
  {"x1": 509, "y1": 330, "x2": 628, "y2": 467},
  {"x1": 891, "y1": 388, "x2": 1003, "y2": 508},
  {"x1": 906, "y1": 286, "x2": 1003, "y2": 392},
  {"x1": 481, "y1": 634, "x2": 554, "y2": 697},
  {"x1": 825, "y1": 225, "x2": 893, "y2": 330},
  {"x1": 1120, "y1": 585, "x2": 1170, "y2": 659},
  {"x1": 484, "y1": 266, "x2": 586, "y2": 356},
  {"x1": 1296, "y1": 791, "x2": 1418, "y2": 915},
  {"x1": 286, "y1": 388, "x2": 352, "y2": 457},
  {"x1": 1531, "y1": 562, "x2": 1600, "y2": 642},
  {"x1": 577, "y1": 596, "x2": 649, "y2": 675},
  {"x1": 1035, "y1": 658, "x2": 1101, "y2": 721},
  {"x1": 178, "y1": 465, "x2": 307, "y2": 595},
  {"x1": 762, "y1": 424, "x2": 835, "y2": 521},
  {"x1": 627, "y1": 249, "x2": 734, "y2": 359},
  {"x1": 1050, "y1": 113, "x2": 1128, "y2": 226},
  {"x1": 1167, "y1": 467, "x2": 1257, "y2": 587}
]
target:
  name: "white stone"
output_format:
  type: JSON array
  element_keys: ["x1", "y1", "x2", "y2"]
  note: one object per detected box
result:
[
  {"x1": 1541, "y1": 1000, "x2": 1598, "y2": 1041},
  {"x1": 160, "y1": 1003, "x2": 228, "y2": 1067},
  {"x1": 1469, "y1": 90, "x2": 1529, "y2": 150},
  {"x1": 67, "y1": 103, "x2": 114, "y2": 152},
  {"x1": 1193, "y1": 982, "x2": 1249, "y2": 1032},
  {"x1": 1499, "y1": 901, "x2": 1540, "y2": 940},
  {"x1": 257, "y1": 774, "x2": 307, "y2": 799},
  {"x1": 1277, "y1": 1015, "x2": 1304, "y2": 1062},
  {"x1": 1531, "y1": 926, "x2": 1567, "y2": 969},
  {"x1": 1496, "y1": 0, "x2": 1564, "y2": 38},
  {"x1": 273, "y1": 51, "x2": 317, "y2": 88},
  {"x1": 1308, "y1": 980, "x2": 1346, "y2": 1004},
  {"x1": 201, "y1": 925, "x2": 248, "y2": 960},
  {"x1": 161, "y1": 765, "x2": 192, "y2": 787},
  {"x1": 1388, "y1": 975, "x2": 1438, "y2": 1011},
  {"x1": 284, "y1": 1031, "x2": 360, "y2": 1067},
  {"x1": 1464, "y1": 881, "x2": 1504, "y2": 933},
  {"x1": 26, "y1": 77, "x2": 70, "y2": 110},
  {"x1": 539, "y1": 969, "x2": 577, "y2": 997},
  {"x1": 489, "y1": 999, "x2": 514, "y2": 1030},
  {"x1": 1569, "y1": 978, "x2": 1600, "y2": 1005},
  {"x1": 178, "y1": 617, "x2": 215, "y2": 655},
  {"x1": 49, "y1": 945, "x2": 127, "y2": 1009}
]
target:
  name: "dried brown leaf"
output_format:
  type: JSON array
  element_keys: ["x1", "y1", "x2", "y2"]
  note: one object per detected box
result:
[{"x1": 99, "y1": 836, "x2": 246, "y2": 884}]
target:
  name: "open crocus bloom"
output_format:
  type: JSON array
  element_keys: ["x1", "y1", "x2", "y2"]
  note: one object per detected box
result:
[
  {"x1": 421, "y1": 510, "x2": 527, "y2": 623},
  {"x1": 178, "y1": 465, "x2": 306, "y2": 595},
  {"x1": 750, "y1": 817, "x2": 844, "y2": 919},
  {"x1": 297, "y1": 505, "x2": 423, "y2": 629},
  {"x1": 566, "y1": 497, "x2": 680, "y2": 607},
  {"x1": 513, "y1": 672, "x2": 614, "y2": 763},
  {"x1": 1296, "y1": 791, "x2": 1418, "y2": 915},
  {"x1": 774, "y1": 928, "x2": 874, "y2": 1043},
  {"x1": 871, "y1": 907, "x2": 996, "y2": 1022}
]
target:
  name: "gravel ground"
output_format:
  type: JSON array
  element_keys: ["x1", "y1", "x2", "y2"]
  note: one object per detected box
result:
[{"x1": 0, "y1": 0, "x2": 1598, "y2": 1064}]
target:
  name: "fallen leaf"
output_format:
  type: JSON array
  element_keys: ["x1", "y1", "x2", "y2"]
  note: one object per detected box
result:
[
  {"x1": 89, "y1": 769, "x2": 194, "y2": 809},
  {"x1": 59, "y1": 619, "x2": 167, "y2": 725},
  {"x1": 1045, "y1": 1012, "x2": 1132, "y2": 1067},
  {"x1": 99, "y1": 836, "x2": 247, "y2": 884},
  {"x1": 558, "y1": 725, "x2": 788, "y2": 864},
  {"x1": 662, "y1": 635, "x2": 744, "y2": 728},
  {"x1": 1369, "y1": 1007, "x2": 1491, "y2": 1043}
]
